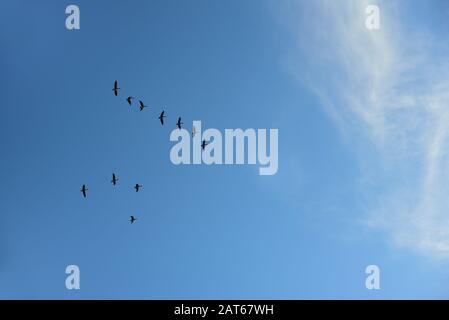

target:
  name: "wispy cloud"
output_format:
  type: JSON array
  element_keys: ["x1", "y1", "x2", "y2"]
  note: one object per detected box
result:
[{"x1": 280, "y1": 0, "x2": 449, "y2": 258}]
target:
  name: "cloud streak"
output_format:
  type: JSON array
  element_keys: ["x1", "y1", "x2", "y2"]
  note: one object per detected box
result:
[{"x1": 281, "y1": 0, "x2": 449, "y2": 258}]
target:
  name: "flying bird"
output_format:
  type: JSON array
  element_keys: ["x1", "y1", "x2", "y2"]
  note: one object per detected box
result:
[
  {"x1": 129, "y1": 216, "x2": 137, "y2": 224},
  {"x1": 126, "y1": 96, "x2": 134, "y2": 106},
  {"x1": 176, "y1": 117, "x2": 183, "y2": 129},
  {"x1": 80, "y1": 184, "x2": 88, "y2": 198},
  {"x1": 201, "y1": 139, "x2": 208, "y2": 151},
  {"x1": 159, "y1": 111, "x2": 165, "y2": 125},
  {"x1": 134, "y1": 183, "x2": 142, "y2": 192},
  {"x1": 192, "y1": 126, "x2": 197, "y2": 137},
  {"x1": 111, "y1": 173, "x2": 118, "y2": 185},
  {"x1": 139, "y1": 100, "x2": 148, "y2": 111},
  {"x1": 112, "y1": 81, "x2": 120, "y2": 96}
]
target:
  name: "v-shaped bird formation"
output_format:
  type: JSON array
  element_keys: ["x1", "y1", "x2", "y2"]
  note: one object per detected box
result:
[{"x1": 81, "y1": 80, "x2": 209, "y2": 224}]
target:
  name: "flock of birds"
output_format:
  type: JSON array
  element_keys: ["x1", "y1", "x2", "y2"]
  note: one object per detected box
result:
[
  {"x1": 114, "y1": 80, "x2": 181, "y2": 129},
  {"x1": 80, "y1": 177, "x2": 141, "y2": 223},
  {"x1": 80, "y1": 80, "x2": 210, "y2": 224}
]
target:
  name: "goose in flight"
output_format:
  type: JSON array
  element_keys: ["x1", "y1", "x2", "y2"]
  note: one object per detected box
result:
[
  {"x1": 176, "y1": 117, "x2": 183, "y2": 129},
  {"x1": 112, "y1": 81, "x2": 120, "y2": 96},
  {"x1": 126, "y1": 96, "x2": 134, "y2": 106},
  {"x1": 111, "y1": 173, "x2": 118, "y2": 186},
  {"x1": 134, "y1": 183, "x2": 142, "y2": 192},
  {"x1": 129, "y1": 216, "x2": 137, "y2": 224},
  {"x1": 139, "y1": 100, "x2": 148, "y2": 111},
  {"x1": 201, "y1": 139, "x2": 208, "y2": 151},
  {"x1": 159, "y1": 111, "x2": 165, "y2": 125},
  {"x1": 80, "y1": 184, "x2": 88, "y2": 198}
]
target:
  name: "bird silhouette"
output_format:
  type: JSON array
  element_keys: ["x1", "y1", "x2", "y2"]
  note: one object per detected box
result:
[
  {"x1": 112, "y1": 81, "x2": 120, "y2": 96},
  {"x1": 111, "y1": 173, "x2": 118, "y2": 185},
  {"x1": 134, "y1": 183, "x2": 142, "y2": 192},
  {"x1": 80, "y1": 184, "x2": 88, "y2": 198},
  {"x1": 176, "y1": 117, "x2": 183, "y2": 129},
  {"x1": 139, "y1": 100, "x2": 148, "y2": 111},
  {"x1": 129, "y1": 216, "x2": 137, "y2": 224},
  {"x1": 126, "y1": 96, "x2": 134, "y2": 106},
  {"x1": 201, "y1": 139, "x2": 208, "y2": 151},
  {"x1": 159, "y1": 111, "x2": 165, "y2": 125}
]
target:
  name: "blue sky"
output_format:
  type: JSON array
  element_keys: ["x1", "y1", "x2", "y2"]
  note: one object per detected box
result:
[{"x1": 1, "y1": 0, "x2": 449, "y2": 299}]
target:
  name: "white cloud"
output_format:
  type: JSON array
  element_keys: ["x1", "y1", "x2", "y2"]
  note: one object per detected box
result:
[{"x1": 280, "y1": 0, "x2": 449, "y2": 258}]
